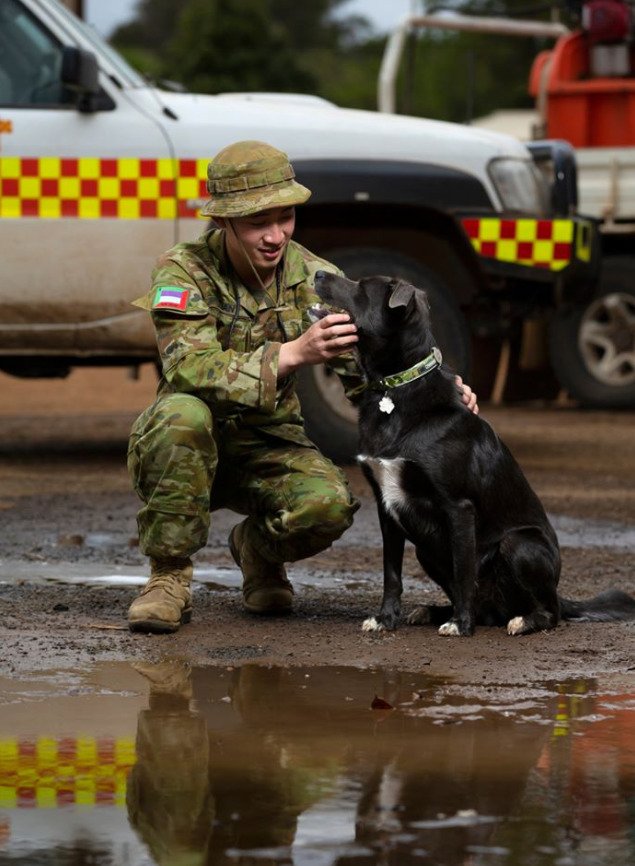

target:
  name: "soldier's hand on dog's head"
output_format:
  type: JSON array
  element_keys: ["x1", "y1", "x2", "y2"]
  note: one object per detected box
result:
[
  {"x1": 300, "y1": 314, "x2": 358, "y2": 363},
  {"x1": 455, "y1": 375, "x2": 479, "y2": 414},
  {"x1": 278, "y1": 314, "x2": 358, "y2": 377}
]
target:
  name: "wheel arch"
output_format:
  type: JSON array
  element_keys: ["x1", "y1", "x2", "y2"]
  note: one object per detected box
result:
[{"x1": 295, "y1": 201, "x2": 485, "y2": 307}]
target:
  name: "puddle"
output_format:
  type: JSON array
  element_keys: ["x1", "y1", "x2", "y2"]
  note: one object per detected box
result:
[
  {"x1": 0, "y1": 560, "x2": 398, "y2": 592},
  {"x1": 1, "y1": 663, "x2": 634, "y2": 865},
  {"x1": 0, "y1": 512, "x2": 633, "y2": 592},
  {"x1": 549, "y1": 514, "x2": 635, "y2": 549}
]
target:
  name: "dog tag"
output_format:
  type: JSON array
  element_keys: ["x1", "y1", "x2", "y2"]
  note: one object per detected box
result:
[{"x1": 378, "y1": 394, "x2": 395, "y2": 414}]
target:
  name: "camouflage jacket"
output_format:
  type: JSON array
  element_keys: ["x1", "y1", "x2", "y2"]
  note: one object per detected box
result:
[{"x1": 133, "y1": 229, "x2": 363, "y2": 446}]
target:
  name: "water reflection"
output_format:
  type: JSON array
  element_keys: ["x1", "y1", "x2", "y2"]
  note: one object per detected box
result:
[
  {"x1": 1, "y1": 664, "x2": 634, "y2": 864},
  {"x1": 124, "y1": 664, "x2": 635, "y2": 866},
  {"x1": 127, "y1": 663, "x2": 213, "y2": 865}
]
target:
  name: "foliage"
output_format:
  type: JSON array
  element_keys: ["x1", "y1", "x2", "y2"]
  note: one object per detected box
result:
[
  {"x1": 111, "y1": 0, "x2": 371, "y2": 95},
  {"x1": 110, "y1": 0, "x2": 566, "y2": 120},
  {"x1": 312, "y1": 37, "x2": 386, "y2": 112},
  {"x1": 397, "y1": 0, "x2": 562, "y2": 121},
  {"x1": 396, "y1": 30, "x2": 545, "y2": 122}
]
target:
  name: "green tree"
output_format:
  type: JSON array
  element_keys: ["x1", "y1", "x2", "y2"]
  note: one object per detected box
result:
[
  {"x1": 167, "y1": 0, "x2": 315, "y2": 93},
  {"x1": 111, "y1": 0, "x2": 371, "y2": 96},
  {"x1": 395, "y1": 0, "x2": 566, "y2": 121},
  {"x1": 109, "y1": 0, "x2": 560, "y2": 119},
  {"x1": 110, "y1": 0, "x2": 181, "y2": 49},
  {"x1": 267, "y1": 0, "x2": 370, "y2": 49}
]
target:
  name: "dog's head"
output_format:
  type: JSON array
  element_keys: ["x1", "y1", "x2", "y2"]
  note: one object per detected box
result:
[{"x1": 314, "y1": 271, "x2": 435, "y2": 372}]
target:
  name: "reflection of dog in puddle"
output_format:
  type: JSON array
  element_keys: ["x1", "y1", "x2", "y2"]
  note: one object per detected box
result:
[{"x1": 315, "y1": 271, "x2": 635, "y2": 637}]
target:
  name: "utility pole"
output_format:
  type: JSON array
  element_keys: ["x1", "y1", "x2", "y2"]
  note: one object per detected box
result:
[{"x1": 60, "y1": 0, "x2": 84, "y2": 18}]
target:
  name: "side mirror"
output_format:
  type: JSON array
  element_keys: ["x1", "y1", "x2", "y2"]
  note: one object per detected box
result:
[{"x1": 61, "y1": 46, "x2": 100, "y2": 112}]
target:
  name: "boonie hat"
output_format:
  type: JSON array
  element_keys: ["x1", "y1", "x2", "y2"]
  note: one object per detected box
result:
[{"x1": 201, "y1": 140, "x2": 311, "y2": 218}]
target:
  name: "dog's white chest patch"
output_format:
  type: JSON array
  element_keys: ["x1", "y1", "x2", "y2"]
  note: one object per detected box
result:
[{"x1": 358, "y1": 455, "x2": 407, "y2": 520}]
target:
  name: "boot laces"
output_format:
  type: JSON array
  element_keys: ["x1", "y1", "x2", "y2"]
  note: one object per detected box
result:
[{"x1": 141, "y1": 572, "x2": 188, "y2": 598}]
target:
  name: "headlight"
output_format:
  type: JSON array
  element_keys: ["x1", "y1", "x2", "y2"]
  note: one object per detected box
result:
[{"x1": 488, "y1": 158, "x2": 548, "y2": 216}]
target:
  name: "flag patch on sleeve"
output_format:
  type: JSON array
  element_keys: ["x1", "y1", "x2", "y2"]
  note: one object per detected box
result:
[{"x1": 153, "y1": 286, "x2": 189, "y2": 311}]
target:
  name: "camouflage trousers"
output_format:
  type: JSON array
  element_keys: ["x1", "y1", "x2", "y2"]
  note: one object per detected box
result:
[{"x1": 128, "y1": 393, "x2": 359, "y2": 562}]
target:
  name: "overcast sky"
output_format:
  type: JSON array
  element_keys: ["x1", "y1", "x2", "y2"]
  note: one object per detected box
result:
[{"x1": 85, "y1": 0, "x2": 418, "y2": 39}]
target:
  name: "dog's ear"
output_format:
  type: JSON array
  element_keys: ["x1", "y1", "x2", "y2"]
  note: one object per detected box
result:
[{"x1": 387, "y1": 280, "x2": 416, "y2": 311}]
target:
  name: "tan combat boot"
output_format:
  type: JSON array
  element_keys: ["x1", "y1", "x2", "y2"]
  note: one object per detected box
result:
[
  {"x1": 229, "y1": 522, "x2": 293, "y2": 614},
  {"x1": 128, "y1": 557, "x2": 193, "y2": 633}
]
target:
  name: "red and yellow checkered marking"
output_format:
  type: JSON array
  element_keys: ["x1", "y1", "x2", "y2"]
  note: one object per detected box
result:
[
  {"x1": 461, "y1": 217, "x2": 575, "y2": 271},
  {"x1": 0, "y1": 736, "x2": 136, "y2": 809},
  {"x1": 0, "y1": 157, "x2": 209, "y2": 219}
]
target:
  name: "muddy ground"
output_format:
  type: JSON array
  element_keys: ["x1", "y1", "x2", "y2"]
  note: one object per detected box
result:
[{"x1": 0, "y1": 366, "x2": 633, "y2": 684}]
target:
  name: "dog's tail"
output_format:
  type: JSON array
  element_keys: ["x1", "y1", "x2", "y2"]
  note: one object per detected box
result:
[{"x1": 559, "y1": 589, "x2": 635, "y2": 623}]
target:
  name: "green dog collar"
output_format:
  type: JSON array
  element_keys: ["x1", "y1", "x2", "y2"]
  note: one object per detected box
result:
[{"x1": 371, "y1": 347, "x2": 443, "y2": 391}]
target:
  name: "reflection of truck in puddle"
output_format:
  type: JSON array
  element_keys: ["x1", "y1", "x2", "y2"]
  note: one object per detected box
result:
[
  {"x1": 533, "y1": 681, "x2": 635, "y2": 848},
  {"x1": 2, "y1": 662, "x2": 635, "y2": 863},
  {"x1": 0, "y1": 663, "x2": 142, "y2": 858},
  {"x1": 0, "y1": 0, "x2": 599, "y2": 460}
]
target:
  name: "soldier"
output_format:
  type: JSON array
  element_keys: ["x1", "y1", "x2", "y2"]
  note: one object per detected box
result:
[{"x1": 127, "y1": 140, "x2": 477, "y2": 633}]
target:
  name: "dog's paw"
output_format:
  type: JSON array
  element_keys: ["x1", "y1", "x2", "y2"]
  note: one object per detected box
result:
[
  {"x1": 438, "y1": 620, "x2": 461, "y2": 636},
  {"x1": 507, "y1": 616, "x2": 528, "y2": 636},
  {"x1": 406, "y1": 606, "x2": 432, "y2": 626},
  {"x1": 362, "y1": 616, "x2": 385, "y2": 633}
]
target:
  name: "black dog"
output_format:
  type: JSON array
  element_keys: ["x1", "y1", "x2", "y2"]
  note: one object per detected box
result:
[{"x1": 315, "y1": 271, "x2": 635, "y2": 636}]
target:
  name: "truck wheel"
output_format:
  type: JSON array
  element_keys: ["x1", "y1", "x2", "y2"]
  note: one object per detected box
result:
[
  {"x1": 549, "y1": 257, "x2": 635, "y2": 408},
  {"x1": 296, "y1": 363, "x2": 359, "y2": 464},
  {"x1": 297, "y1": 247, "x2": 471, "y2": 462}
]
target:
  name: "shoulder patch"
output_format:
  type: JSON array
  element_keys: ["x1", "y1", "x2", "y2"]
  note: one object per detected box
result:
[{"x1": 153, "y1": 286, "x2": 190, "y2": 311}]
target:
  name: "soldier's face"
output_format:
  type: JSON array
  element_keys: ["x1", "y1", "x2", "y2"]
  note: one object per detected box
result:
[{"x1": 223, "y1": 206, "x2": 296, "y2": 280}]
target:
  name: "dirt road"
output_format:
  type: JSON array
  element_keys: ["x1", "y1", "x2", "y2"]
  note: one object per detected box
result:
[{"x1": 0, "y1": 366, "x2": 633, "y2": 685}]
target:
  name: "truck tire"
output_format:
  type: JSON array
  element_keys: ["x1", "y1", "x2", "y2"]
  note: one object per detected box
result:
[
  {"x1": 549, "y1": 257, "x2": 635, "y2": 408},
  {"x1": 297, "y1": 247, "x2": 471, "y2": 462}
]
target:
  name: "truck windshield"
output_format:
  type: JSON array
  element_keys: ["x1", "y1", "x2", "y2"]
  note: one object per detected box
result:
[{"x1": 45, "y1": 0, "x2": 147, "y2": 88}]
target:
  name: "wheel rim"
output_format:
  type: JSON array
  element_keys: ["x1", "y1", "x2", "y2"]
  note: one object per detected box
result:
[
  {"x1": 579, "y1": 291, "x2": 635, "y2": 386},
  {"x1": 311, "y1": 365, "x2": 358, "y2": 425}
]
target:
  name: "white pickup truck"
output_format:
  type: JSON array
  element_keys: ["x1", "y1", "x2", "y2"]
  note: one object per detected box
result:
[{"x1": 0, "y1": 0, "x2": 598, "y2": 459}]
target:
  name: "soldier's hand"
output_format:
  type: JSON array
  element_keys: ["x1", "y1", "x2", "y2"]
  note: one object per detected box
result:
[
  {"x1": 278, "y1": 314, "x2": 358, "y2": 377},
  {"x1": 456, "y1": 375, "x2": 479, "y2": 414}
]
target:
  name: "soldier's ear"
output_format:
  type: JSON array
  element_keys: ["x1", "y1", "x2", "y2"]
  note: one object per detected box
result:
[{"x1": 387, "y1": 280, "x2": 417, "y2": 312}]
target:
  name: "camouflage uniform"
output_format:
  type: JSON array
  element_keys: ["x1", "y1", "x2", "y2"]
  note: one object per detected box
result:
[
  {"x1": 128, "y1": 229, "x2": 361, "y2": 563},
  {"x1": 127, "y1": 140, "x2": 362, "y2": 631}
]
